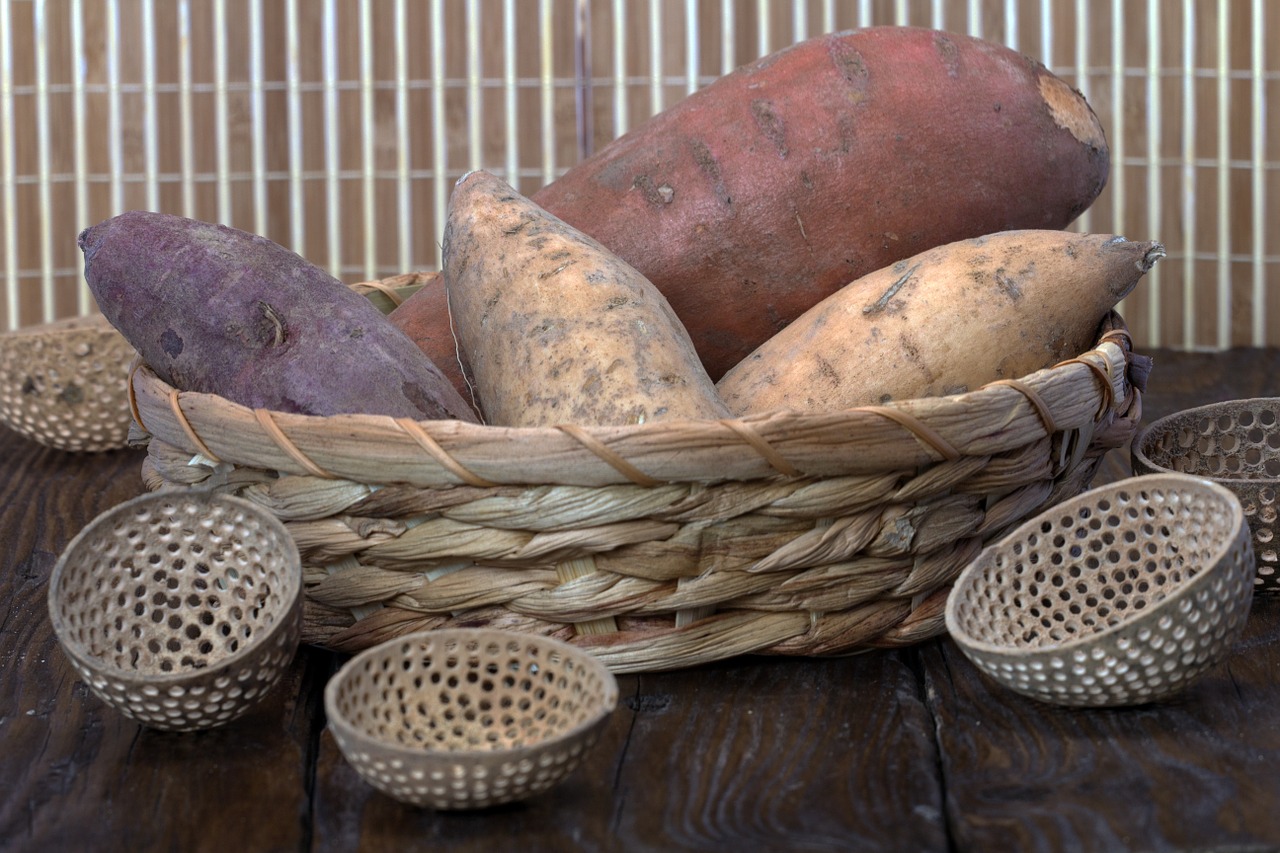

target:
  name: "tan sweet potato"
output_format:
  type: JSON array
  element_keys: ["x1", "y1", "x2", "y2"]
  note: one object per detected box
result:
[
  {"x1": 442, "y1": 170, "x2": 729, "y2": 427},
  {"x1": 79, "y1": 211, "x2": 478, "y2": 422},
  {"x1": 716, "y1": 230, "x2": 1164, "y2": 415},
  {"x1": 532, "y1": 26, "x2": 1111, "y2": 379}
]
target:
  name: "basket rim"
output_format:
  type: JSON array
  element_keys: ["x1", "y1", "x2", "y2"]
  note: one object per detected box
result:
[
  {"x1": 943, "y1": 472, "x2": 1250, "y2": 659},
  {"x1": 323, "y1": 627, "x2": 620, "y2": 761},
  {"x1": 1132, "y1": 397, "x2": 1280, "y2": 487},
  {"x1": 47, "y1": 489, "x2": 303, "y2": 685},
  {"x1": 127, "y1": 323, "x2": 1139, "y2": 489}
]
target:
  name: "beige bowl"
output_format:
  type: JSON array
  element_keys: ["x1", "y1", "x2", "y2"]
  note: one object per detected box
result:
[
  {"x1": 325, "y1": 628, "x2": 618, "y2": 809},
  {"x1": 0, "y1": 314, "x2": 135, "y2": 452},
  {"x1": 945, "y1": 473, "x2": 1254, "y2": 707},
  {"x1": 48, "y1": 490, "x2": 303, "y2": 731},
  {"x1": 1133, "y1": 398, "x2": 1280, "y2": 594}
]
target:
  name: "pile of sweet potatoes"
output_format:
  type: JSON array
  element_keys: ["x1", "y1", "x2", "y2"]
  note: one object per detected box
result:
[{"x1": 82, "y1": 27, "x2": 1156, "y2": 433}]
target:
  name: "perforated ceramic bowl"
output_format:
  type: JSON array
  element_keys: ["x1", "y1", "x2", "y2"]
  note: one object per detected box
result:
[
  {"x1": 0, "y1": 314, "x2": 135, "y2": 452},
  {"x1": 945, "y1": 473, "x2": 1254, "y2": 707},
  {"x1": 1133, "y1": 398, "x2": 1280, "y2": 594},
  {"x1": 325, "y1": 628, "x2": 618, "y2": 810},
  {"x1": 48, "y1": 490, "x2": 303, "y2": 731}
]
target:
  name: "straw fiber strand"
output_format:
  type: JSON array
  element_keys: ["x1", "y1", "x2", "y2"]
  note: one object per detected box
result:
[{"x1": 133, "y1": 312, "x2": 1145, "y2": 672}]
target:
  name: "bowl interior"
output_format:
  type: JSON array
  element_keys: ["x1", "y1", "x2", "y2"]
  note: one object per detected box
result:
[
  {"x1": 50, "y1": 492, "x2": 300, "y2": 677},
  {"x1": 329, "y1": 631, "x2": 616, "y2": 754},
  {"x1": 1137, "y1": 399, "x2": 1280, "y2": 481},
  {"x1": 951, "y1": 477, "x2": 1240, "y2": 651}
]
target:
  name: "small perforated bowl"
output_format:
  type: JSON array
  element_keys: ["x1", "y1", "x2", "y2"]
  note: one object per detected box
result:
[
  {"x1": 0, "y1": 314, "x2": 135, "y2": 452},
  {"x1": 945, "y1": 473, "x2": 1254, "y2": 707},
  {"x1": 48, "y1": 490, "x2": 303, "y2": 731},
  {"x1": 325, "y1": 628, "x2": 619, "y2": 810},
  {"x1": 1133, "y1": 398, "x2": 1280, "y2": 594}
]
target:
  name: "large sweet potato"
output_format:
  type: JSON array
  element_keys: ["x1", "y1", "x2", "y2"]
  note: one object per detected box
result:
[
  {"x1": 442, "y1": 171, "x2": 729, "y2": 427},
  {"x1": 80, "y1": 211, "x2": 478, "y2": 421},
  {"x1": 716, "y1": 230, "x2": 1164, "y2": 415},
  {"x1": 533, "y1": 26, "x2": 1110, "y2": 379}
]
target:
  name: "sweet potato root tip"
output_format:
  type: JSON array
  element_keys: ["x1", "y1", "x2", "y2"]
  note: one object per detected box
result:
[{"x1": 1137, "y1": 242, "x2": 1168, "y2": 272}]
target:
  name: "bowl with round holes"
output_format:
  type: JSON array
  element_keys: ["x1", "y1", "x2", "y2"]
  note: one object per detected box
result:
[
  {"x1": 1132, "y1": 398, "x2": 1280, "y2": 595},
  {"x1": 48, "y1": 489, "x2": 303, "y2": 732},
  {"x1": 0, "y1": 314, "x2": 136, "y2": 452},
  {"x1": 324, "y1": 628, "x2": 619, "y2": 810},
  {"x1": 944, "y1": 473, "x2": 1254, "y2": 707}
]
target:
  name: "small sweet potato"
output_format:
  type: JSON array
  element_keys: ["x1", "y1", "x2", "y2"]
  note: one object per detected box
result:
[
  {"x1": 532, "y1": 26, "x2": 1111, "y2": 379},
  {"x1": 716, "y1": 230, "x2": 1164, "y2": 414},
  {"x1": 79, "y1": 211, "x2": 478, "y2": 421},
  {"x1": 442, "y1": 170, "x2": 729, "y2": 427}
]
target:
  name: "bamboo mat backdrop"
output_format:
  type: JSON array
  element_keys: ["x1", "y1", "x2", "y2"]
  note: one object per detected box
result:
[{"x1": 0, "y1": 0, "x2": 1276, "y2": 351}]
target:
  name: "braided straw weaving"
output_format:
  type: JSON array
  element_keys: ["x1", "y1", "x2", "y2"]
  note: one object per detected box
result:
[{"x1": 130, "y1": 309, "x2": 1146, "y2": 673}]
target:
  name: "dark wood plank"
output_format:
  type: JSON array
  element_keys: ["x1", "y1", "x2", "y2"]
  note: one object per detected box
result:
[
  {"x1": 0, "y1": 430, "x2": 324, "y2": 852},
  {"x1": 1138, "y1": 348, "x2": 1280, "y2": 423},
  {"x1": 311, "y1": 652, "x2": 948, "y2": 852},
  {"x1": 608, "y1": 655, "x2": 946, "y2": 852},
  {"x1": 927, "y1": 601, "x2": 1280, "y2": 853}
]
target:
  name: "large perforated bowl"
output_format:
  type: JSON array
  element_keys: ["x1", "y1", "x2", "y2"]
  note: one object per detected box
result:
[
  {"x1": 325, "y1": 628, "x2": 619, "y2": 810},
  {"x1": 1133, "y1": 398, "x2": 1280, "y2": 594},
  {"x1": 945, "y1": 474, "x2": 1254, "y2": 707},
  {"x1": 0, "y1": 314, "x2": 135, "y2": 451},
  {"x1": 48, "y1": 490, "x2": 303, "y2": 731}
]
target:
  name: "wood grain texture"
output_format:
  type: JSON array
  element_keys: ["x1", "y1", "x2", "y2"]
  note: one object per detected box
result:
[
  {"x1": 604, "y1": 656, "x2": 947, "y2": 852},
  {"x1": 4, "y1": 348, "x2": 1280, "y2": 852},
  {"x1": 0, "y1": 440, "x2": 326, "y2": 853},
  {"x1": 926, "y1": 602, "x2": 1280, "y2": 853}
]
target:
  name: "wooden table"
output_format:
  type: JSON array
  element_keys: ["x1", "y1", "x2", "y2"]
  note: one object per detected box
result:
[{"x1": 4, "y1": 348, "x2": 1279, "y2": 853}]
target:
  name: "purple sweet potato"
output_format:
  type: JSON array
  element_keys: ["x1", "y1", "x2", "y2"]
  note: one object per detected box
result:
[
  {"x1": 79, "y1": 210, "x2": 477, "y2": 421},
  {"x1": 532, "y1": 26, "x2": 1111, "y2": 379}
]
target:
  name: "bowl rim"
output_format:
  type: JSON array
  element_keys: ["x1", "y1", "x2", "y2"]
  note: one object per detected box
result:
[
  {"x1": 47, "y1": 488, "x2": 303, "y2": 686},
  {"x1": 1132, "y1": 397, "x2": 1280, "y2": 487},
  {"x1": 944, "y1": 472, "x2": 1249, "y2": 658},
  {"x1": 324, "y1": 627, "x2": 620, "y2": 761}
]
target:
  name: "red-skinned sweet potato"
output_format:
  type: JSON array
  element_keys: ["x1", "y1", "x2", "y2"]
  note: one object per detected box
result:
[
  {"x1": 385, "y1": 272, "x2": 480, "y2": 418},
  {"x1": 80, "y1": 211, "x2": 478, "y2": 422},
  {"x1": 532, "y1": 26, "x2": 1110, "y2": 379}
]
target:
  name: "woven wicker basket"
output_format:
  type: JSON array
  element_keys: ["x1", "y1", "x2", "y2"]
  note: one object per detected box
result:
[{"x1": 128, "y1": 309, "x2": 1146, "y2": 674}]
